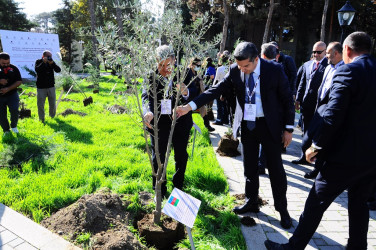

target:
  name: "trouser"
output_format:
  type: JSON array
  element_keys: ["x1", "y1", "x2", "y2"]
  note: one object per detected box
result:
[
  {"x1": 241, "y1": 118, "x2": 288, "y2": 212},
  {"x1": 0, "y1": 92, "x2": 19, "y2": 132},
  {"x1": 289, "y1": 163, "x2": 376, "y2": 250},
  {"x1": 150, "y1": 115, "x2": 192, "y2": 195},
  {"x1": 215, "y1": 98, "x2": 229, "y2": 124},
  {"x1": 37, "y1": 87, "x2": 56, "y2": 122}
]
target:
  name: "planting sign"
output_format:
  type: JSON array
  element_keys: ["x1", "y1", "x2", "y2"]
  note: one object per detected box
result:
[
  {"x1": 0, "y1": 30, "x2": 60, "y2": 78},
  {"x1": 162, "y1": 188, "x2": 201, "y2": 228}
]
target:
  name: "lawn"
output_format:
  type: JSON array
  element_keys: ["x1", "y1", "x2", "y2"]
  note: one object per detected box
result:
[{"x1": 0, "y1": 75, "x2": 246, "y2": 249}]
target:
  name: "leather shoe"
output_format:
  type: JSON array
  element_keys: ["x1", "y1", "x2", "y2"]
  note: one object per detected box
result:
[
  {"x1": 233, "y1": 200, "x2": 260, "y2": 214},
  {"x1": 206, "y1": 125, "x2": 215, "y2": 132},
  {"x1": 304, "y1": 168, "x2": 319, "y2": 179},
  {"x1": 291, "y1": 157, "x2": 309, "y2": 165},
  {"x1": 279, "y1": 210, "x2": 292, "y2": 229},
  {"x1": 212, "y1": 121, "x2": 223, "y2": 125},
  {"x1": 264, "y1": 240, "x2": 291, "y2": 250}
]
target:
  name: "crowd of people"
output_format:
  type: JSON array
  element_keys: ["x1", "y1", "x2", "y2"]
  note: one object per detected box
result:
[{"x1": 145, "y1": 31, "x2": 376, "y2": 250}]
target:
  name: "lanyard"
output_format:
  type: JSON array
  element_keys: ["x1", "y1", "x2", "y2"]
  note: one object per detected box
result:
[{"x1": 246, "y1": 75, "x2": 260, "y2": 102}]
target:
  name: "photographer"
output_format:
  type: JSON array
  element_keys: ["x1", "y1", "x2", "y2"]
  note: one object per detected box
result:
[
  {"x1": 0, "y1": 52, "x2": 22, "y2": 136},
  {"x1": 35, "y1": 50, "x2": 61, "y2": 123}
]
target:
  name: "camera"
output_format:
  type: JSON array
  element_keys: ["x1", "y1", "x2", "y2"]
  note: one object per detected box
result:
[{"x1": 47, "y1": 56, "x2": 53, "y2": 61}]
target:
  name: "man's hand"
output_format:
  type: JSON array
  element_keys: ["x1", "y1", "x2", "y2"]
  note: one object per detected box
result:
[
  {"x1": 282, "y1": 131, "x2": 293, "y2": 148},
  {"x1": 43, "y1": 57, "x2": 48, "y2": 63},
  {"x1": 0, "y1": 87, "x2": 9, "y2": 95},
  {"x1": 305, "y1": 147, "x2": 318, "y2": 164},
  {"x1": 0, "y1": 79, "x2": 7, "y2": 86},
  {"x1": 143, "y1": 112, "x2": 153, "y2": 129},
  {"x1": 175, "y1": 104, "x2": 192, "y2": 118},
  {"x1": 176, "y1": 83, "x2": 188, "y2": 96},
  {"x1": 295, "y1": 101, "x2": 300, "y2": 111}
]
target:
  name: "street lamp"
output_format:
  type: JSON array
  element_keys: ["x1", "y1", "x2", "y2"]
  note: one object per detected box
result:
[{"x1": 337, "y1": 1, "x2": 356, "y2": 44}]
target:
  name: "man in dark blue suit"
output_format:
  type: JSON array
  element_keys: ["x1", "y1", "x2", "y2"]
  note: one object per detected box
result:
[
  {"x1": 176, "y1": 42, "x2": 295, "y2": 229},
  {"x1": 293, "y1": 41, "x2": 328, "y2": 164},
  {"x1": 265, "y1": 32, "x2": 376, "y2": 250},
  {"x1": 302, "y1": 41, "x2": 344, "y2": 179}
]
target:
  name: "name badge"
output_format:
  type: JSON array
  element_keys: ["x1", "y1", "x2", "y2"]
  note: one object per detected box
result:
[
  {"x1": 161, "y1": 99, "x2": 172, "y2": 115},
  {"x1": 244, "y1": 103, "x2": 256, "y2": 121}
]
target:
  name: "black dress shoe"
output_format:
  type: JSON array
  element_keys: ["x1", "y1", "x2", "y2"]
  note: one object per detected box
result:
[
  {"x1": 258, "y1": 168, "x2": 266, "y2": 175},
  {"x1": 206, "y1": 125, "x2": 215, "y2": 132},
  {"x1": 291, "y1": 157, "x2": 309, "y2": 165},
  {"x1": 233, "y1": 200, "x2": 260, "y2": 214},
  {"x1": 279, "y1": 210, "x2": 292, "y2": 229},
  {"x1": 304, "y1": 168, "x2": 319, "y2": 179},
  {"x1": 212, "y1": 121, "x2": 223, "y2": 125},
  {"x1": 264, "y1": 240, "x2": 291, "y2": 250}
]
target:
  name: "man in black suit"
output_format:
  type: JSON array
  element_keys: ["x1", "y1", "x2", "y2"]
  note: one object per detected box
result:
[
  {"x1": 177, "y1": 42, "x2": 295, "y2": 229},
  {"x1": 293, "y1": 41, "x2": 328, "y2": 164},
  {"x1": 265, "y1": 32, "x2": 376, "y2": 250},
  {"x1": 302, "y1": 41, "x2": 344, "y2": 179},
  {"x1": 142, "y1": 45, "x2": 198, "y2": 199}
]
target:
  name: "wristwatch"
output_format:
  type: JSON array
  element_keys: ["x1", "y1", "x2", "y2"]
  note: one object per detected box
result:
[{"x1": 284, "y1": 128, "x2": 294, "y2": 133}]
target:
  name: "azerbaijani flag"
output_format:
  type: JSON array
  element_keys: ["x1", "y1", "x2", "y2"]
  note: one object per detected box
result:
[{"x1": 168, "y1": 196, "x2": 180, "y2": 207}]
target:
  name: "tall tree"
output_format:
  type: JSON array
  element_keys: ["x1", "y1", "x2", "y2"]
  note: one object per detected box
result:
[
  {"x1": 320, "y1": 0, "x2": 329, "y2": 42},
  {"x1": 88, "y1": 0, "x2": 99, "y2": 68},
  {"x1": 262, "y1": 0, "x2": 275, "y2": 44},
  {"x1": 219, "y1": 0, "x2": 229, "y2": 53},
  {"x1": 53, "y1": 0, "x2": 75, "y2": 64},
  {"x1": 33, "y1": 12, "x2": 54, "y2": 33},
  {"x1": 0, "y1": 0, "x2": 34, "y2": 31}
]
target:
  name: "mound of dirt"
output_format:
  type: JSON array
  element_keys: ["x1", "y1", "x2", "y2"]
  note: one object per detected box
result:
[
  {"x1": 41, "y1": 188, "x2": 146, "y2": 249},
  {"x1": 26, "y1": 92, "x2": 36, "y2": 97},
  {"x1": 107, "y1": 105, "x2": 126, "y2": 114},
  {"x1": 62, "y1": 98, "x2": 79, "y2": 103},
  {"x1": 60, "y1": 109, "x2": 87, "y2": 117}
]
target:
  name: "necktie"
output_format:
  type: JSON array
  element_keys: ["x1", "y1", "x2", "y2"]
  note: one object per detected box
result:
[
  {"x1": 312, "y1": 61, "x2": 319, "y2": 73},
  {"x1": 245, "y1": 73, "x2": 256, "y2": 131}
]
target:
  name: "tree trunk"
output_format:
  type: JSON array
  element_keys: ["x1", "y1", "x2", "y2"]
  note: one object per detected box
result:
[
  {"x1": 320, "y1": 0, "x2": 330, "y2": 42},
  {"x1": 262, "y1": 0, "x2": 275, "y2": 44},
  {"x1": 89, "y1": 0, "x2": 99, "y2": 69},
  {"x1": 219, "y1": 0, "x2": 229, "y2": 53},
  {"x1": 115, "y1": 7, "x2": 124, "y2": 39}
]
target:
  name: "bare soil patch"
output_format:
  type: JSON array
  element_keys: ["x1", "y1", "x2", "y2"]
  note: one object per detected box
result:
[
  {"x1": 60, "y1": 109, "x2": 87, "y2": 117},
  {"x1": 107, "y1": 105, "x2": 126, "y2": 114},
  {"x1": 216, "y1": 134, "x2": 240, "y2": 157},
  {"x1": 62, "y1": 98, "x2": 79, "y2": 103}
]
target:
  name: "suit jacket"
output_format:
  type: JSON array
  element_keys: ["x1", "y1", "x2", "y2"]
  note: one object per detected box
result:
[
  {"x1": 279, "y1": 52, "x2": 297, "y2": 95},
  {"x1": 142, "y1": 70, "x2": 198, "y2": 128},
  {"x1": 296, "y1": 58, "x2": 328, "y2": 114},
  {"x1": 193, "y1": 58, "x2": 295, "y2": 143},
  {"x1": 312, "y1": 54, "x2": 376, "y2": 168}
]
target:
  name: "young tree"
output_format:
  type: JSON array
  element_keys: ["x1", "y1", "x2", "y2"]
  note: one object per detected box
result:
[{"x1": 96, "y1": 4, "x2": 220, "y2": 224}]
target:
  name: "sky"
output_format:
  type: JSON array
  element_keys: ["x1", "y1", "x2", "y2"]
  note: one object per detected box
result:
[{"x1": 15, "y1": 0, "x2": 63, "y2": 18}]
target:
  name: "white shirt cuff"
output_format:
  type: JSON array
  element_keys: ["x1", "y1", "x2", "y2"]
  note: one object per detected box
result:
[
  {"x1": 182, "y1": 89, "x2": 189, "y2": 99},
  {"x1": 311, "y1": 143, "x2": 322, "y2": 150},
  {"x1": 285, "y1": 125, "x2": 294, "y2": 129},
  {"x1": 188, "y1": 101, "x2": 197, "y2": 111}
]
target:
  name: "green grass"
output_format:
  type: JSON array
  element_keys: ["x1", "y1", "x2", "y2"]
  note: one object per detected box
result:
[{"x1": 0, "y1": 75, "x2": 246, "y2": 249}]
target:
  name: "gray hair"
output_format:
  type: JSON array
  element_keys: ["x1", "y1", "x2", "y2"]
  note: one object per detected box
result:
[
  {"x1": 234, "y1": 42, "x2": 258, "y2": 62},
  {"x1": 343, "y1": 31, "x2": 372, "y2": 54},
  {"x1": 261, "y1": 43, "x2": 278, "y2": 60},
  {"x1": 156, "y1": 45, "x2": 174, "y2": 61}
]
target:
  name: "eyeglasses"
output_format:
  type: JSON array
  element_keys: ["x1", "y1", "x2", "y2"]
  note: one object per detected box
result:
[{"x1": 312, "y1": 50, "x2": 325, "y2": 55}]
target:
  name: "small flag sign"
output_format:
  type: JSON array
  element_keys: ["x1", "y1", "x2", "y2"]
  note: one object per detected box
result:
[{"x1": 168, "y1": 196, "x2": 180, "y2": 207}]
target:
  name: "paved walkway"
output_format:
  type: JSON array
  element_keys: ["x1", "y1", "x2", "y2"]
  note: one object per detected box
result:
[
  {"x1": 209, "y1": 112, "x2": 376, "y2": 250},
  {"x1": 0, "y1": 203, "x2": 79, "y2": 250}
]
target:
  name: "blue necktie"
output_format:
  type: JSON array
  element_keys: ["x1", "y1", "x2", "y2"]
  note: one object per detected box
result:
[{"x1": 245, "y1": 73, "x2": 256, "y2": 131}]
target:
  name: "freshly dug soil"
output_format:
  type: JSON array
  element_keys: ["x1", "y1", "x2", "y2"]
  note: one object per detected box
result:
[
  {"x1": 19, "y1": 109, "x2": 31, "y2": 119},
  {"x1": 41, "y1": 188, "x2": 147, "y2": 250},
  {"x1": 83, "y1": 96, "x2": 93, "y2": 106},
  {"x1": 60, "y1": 109, "x2": 87, "y2": 117},
  {"x1": 233, "y1": 194, "x2": 268, "y2": 206},
  {"x1": 216, "y1": 134, "x2": 241, "y2": 157},
  {"x1": 26, "y1": 92, "x2": 36, "y2": 97},
  {"x1": 107, "y1": 105, "x2": 126, "y2": 114},
  {"x1": 137, "y1": 213, "x2": 185, "y2": 250},
  {"x1": 62, "y1": 98, "x2": 79, "y2": 103}
]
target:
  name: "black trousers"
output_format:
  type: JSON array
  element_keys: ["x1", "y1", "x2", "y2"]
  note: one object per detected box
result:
[
  {"x1": 289, "y1": 163, "x2": 376, "y2": 250},
  {"x1": 150, "y1": 115, "x2": 192, "y2": 195},
  {"x1": 241, "y1": 118, "x2": 288, "y2": 212},
  {"x1": 0, "y1": 92, "x2": 19, "y2": 132}
]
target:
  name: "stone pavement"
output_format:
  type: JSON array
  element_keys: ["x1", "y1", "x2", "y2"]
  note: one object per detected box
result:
[
  {"x1": 208, "y1": 113, "x2": 376, "y2": 250},
  {"x1": 0, "y1": 203, "x2": 79, "y2": 250}
]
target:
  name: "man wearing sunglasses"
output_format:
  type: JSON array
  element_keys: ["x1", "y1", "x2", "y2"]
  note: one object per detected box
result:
[{"x1": 293, "y1": 41, "x2": 328, "y2": 165}]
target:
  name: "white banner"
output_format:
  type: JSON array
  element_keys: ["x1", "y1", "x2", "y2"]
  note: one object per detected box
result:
[{"x1": 0, "y1": 30, "x2": 60, "y2": 78}]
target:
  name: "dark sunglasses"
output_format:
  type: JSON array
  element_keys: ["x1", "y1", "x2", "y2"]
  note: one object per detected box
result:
[{"x1": 312, "y1": 50, "x2": 325, "y2": 55}]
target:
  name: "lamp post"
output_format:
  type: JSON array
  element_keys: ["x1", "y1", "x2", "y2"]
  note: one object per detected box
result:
[{"x1": 337, "y1": 1, "x2": 356, "y2": 44}]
